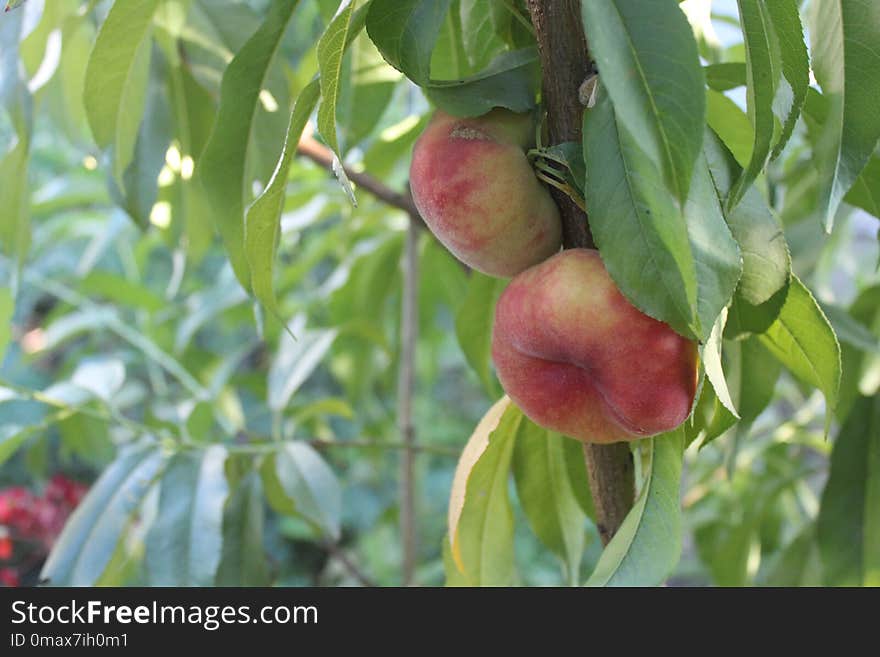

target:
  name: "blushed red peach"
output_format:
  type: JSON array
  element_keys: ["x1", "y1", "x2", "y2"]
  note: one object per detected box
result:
[
  {"x1": 491, "y1": 249, "x2": 698, "y2": 443},
  {"x1": 409, "y1": 109, "x2": 562, "y2": 277}
]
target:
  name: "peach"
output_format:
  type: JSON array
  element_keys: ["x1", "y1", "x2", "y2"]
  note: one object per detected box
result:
[
  {"x1": 409, "y1": 109, "x2": 562, "y2": 277},
  {"x1": 491, "y1": 249, "x2": 698, "y2": 443}
]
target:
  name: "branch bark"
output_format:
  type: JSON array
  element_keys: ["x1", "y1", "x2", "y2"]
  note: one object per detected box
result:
[
  {"x1": 398, "y1": 218, "x2": 420, "y2": 586},
  {"x1": 526, "y1": 0, "x2": 635, "y2": 545},
  {"x1": 297, "y1": 136, "x2": 423, "y2": 223}
]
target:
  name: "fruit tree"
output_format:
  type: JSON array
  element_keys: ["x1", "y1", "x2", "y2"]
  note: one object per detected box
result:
[{"x1": 0, "y1": 0, "x2": 878, "y2": 587}]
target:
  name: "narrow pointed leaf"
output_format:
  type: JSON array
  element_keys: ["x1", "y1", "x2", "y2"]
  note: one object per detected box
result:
[
  {"x1": 513, "y1": 427, "x2": 586, "y2": 585},
  {"x1": 818, "y1": 394, "x2": 880, "y2": 586},
  {"x1": 317, "y1": 0, "x2": 356, "y2": 158},
  {"x1": 704, "y1": 130, "x2": 790, "y2": 305},
  {"x1": 366, "y1": 0, "x2": 453, "y2": 84},
  {"x1": 809, "y1": 0, "x2": 880, "y2": 231},
  {"x1": 261, "y1": 442, "x2": 341, "y2": 540},
  {"x1": 83, "y1": 0, "x2": 159, "y2": 185},
  {"x1": 728, "y1": 0, "x2": 781, "y2": 209},
  {"x1": 245, "y1": 79, "x2": 320, "y2": 315},
  {"x1": 758, "y1": 275, "x2": 841, "y2": 435},
  {"x1": 145, "y1": 446, "x2": 229, "y2": 586},
  {"x1": 586, "y1": 430, "x2": 684, "y2": 587},
  {"x1": 199, "y1": 0, "x2": 300, "y2": 288},
  {"x1": 41, "y1": 444, "x2": 165, "y2": 586},
  {"x1": 581, "y1": 0, "x2": 705, "y2": 205},
  {"x1": 216, "y1": 471, "x2": 268, "y2": 586},
  {"x1": 452, "y1": 399, "x2": 518, "y2": 585}
]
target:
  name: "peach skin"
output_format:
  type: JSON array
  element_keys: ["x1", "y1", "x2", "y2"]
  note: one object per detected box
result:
[
  {"x1": 491, "y1": 249, "x2": 698, "y2": 443},
  {"x1": 409, "y1": 109, "x2": 562, "y2": 277}
]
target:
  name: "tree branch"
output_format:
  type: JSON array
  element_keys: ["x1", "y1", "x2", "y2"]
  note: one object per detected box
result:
[
  {"x1": 324, "y1": 541, "x2": 376, "y2": 587},
  {"x1": 296, "y1": 136, "x2": 423, "y2": 223},
  {"x1": 398, "y1": 220, "x2": 419, "y2": 586},
  {"x1": 526, "y1": 0, "x2": 635, "y2": 545}
]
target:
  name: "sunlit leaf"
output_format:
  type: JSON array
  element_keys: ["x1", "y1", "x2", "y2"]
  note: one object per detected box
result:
[
  {"x1": 581, "y1": 0, "x2": 705, "y2": 206},
  {"x1": 587, "y1": 430, "x2": 684, "y2": 586}
]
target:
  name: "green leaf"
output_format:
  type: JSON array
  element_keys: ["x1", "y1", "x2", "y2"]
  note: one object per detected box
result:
[
  {"x1": 79, "y1": 271, "x2": 165, "y2": 313},
  {"x1": 704, "y1": 62, "x2": 746, "y2": 91},
  {"x1": 586, "y1": 429, "x2": 684, "y2": 587},
  {"x1": 817, "y1": 394, "x2": 880, "y2": 586},
  {"x1": 736, "y1": 337, "x2": 781, "y2": 428},
  {"x1": 700, "y1": 336, "x2": 781, "y2": 448},
  {"x1": 837, "y1": 286, "x2": 880, "y2": 422},
  {"x1": 41, "y1": 444, "x2": 165, "y2": 586},
  {"x1": 260, "y1": 442, "x2": 342, "y2": 540},
  {"x1": 706, "y1": 89, "x2": 752, "y2": 169},
  {"x1": 245, "y1": 79, "x2": 321, "y2": 316},
  {"x1": 0, "y1": 287, "x2": 13, "y2": 361},
  {"x1": 424, "y1": 47, "x2": 540, "y2": 116},
  {"x1": 683, "y1": 142, "x2": 743, "y2": 341},
  {"x1": 764, "y1": 0, "x2": 809, "y2": 160},
  {"x1": 430, "y1": 0, "x2": 468, "y2": 80},
  {"x1": 761, "y1": 524, "x2": 823, "y2": 586},
  {"x1": 0, "y1": 9, "x2": 32, "y2": 262},
  {"x1": 730, "y1": 0, "x2": 809, "y2": 169},
  {"x1": 167, "y1": 64, "x2": 216, "y2": 262},
  {"x1": 0, "y1": 424, "x2": 31, "y2": 466},
  {"x1": 701, "y1": 393, "x2": 738, "y2": 447},
  {"x1": 455, "y1": 401, "x2": 518, "y2": 585},
  {"x1": 725, "y1": 281, "x2": 789, "y2": 339},
  {"x1": 0, "y1": 138, "x2": 30, "y2": 260},
  {"x1": 803, "y1": 89, "x2": 880, "y2": 222},
  {"x1": 366, "y1": 0, "x2": 454, "y2": 85},
  {"x1": 337, "y1": 29, "x2": 400, "y2": 150},
  {"x1": 83, "y1": 0, "x2": 159, "y2": 187},
  {"x1": 366, "y1": 0, "x2": 537, "y2": 115},
  {"x1": 702, "y1": 308, "x2": 739, "y2": 418},
  {"x1": 513, "y1": 426, "x2": 586, "y2": 585},
  {"x1": 459, "y1": 0, "x2": 506, "y2": 70},
  {"x1": 443, "y1": 534, "x2": 469, "y2": 586},
  {"x1": 728, "y1": 0, "x2": 781, "y2": 210},
  {"x1": 145, "y1": 446, "x2": 229, "y2": 586},
  {"x1": 808, "y1": 0, "x2": 880, "y2": 231},
  {"x1": 584, "y1": 89, "x2": 696, "y2": 338},
  {"x1": 704, "y1": 130, "x2": 790, "y2": 306},
  {"x1": 581, "y1": 0, "x2": 705, "y2": 206},
  {"x1": 844, "y1": 154, "x2": 880, "y2": 219},
  {"x1": 46, "y1": 13, "x2": 93, "y2": 143},
  {"x1": 820, "y1": 301, "x2": 880, "y2": 354},
  {"x1": 216, "y1": 470, "x2": 269, "y2": 586},
  {"x1": 758, "y1": 275, "x2": 841, "y2": 435},
  {"x1": 317, "y1": 0, "x2": 356, "y2": 158},
  {"x1": 584, "y1": 90, "x2": 740, "y2": 341},
  {"x1": 267, "y1": 319, "x2": 338, "y2": 411},
  {"x1": 199, "y1": 0, "x2": 301, "y2": 289},
  {"x1": 112, "y1": 66, "x2": 173, "y2": 228},
  {"x1": 454, "y1": 272, "x2": 505, "y2": 396}
]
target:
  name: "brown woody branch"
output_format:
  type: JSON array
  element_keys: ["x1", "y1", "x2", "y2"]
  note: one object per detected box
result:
[
  {"x1": 296, "y1": 136, "x2": 423, "y2": 223},
  {"x1": 526, "y1": 0, "x2": 635, "y2": 545}
]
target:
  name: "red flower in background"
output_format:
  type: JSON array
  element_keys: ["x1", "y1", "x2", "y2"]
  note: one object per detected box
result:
[
  {"x1": 0, "y1": 568, "x2": 19, "y2": 587},
  {"x1": 0, "y1": 474, "x2": 89, "y2": 587}
]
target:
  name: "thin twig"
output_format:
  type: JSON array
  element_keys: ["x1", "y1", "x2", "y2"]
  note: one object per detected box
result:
[
  {"x1": 296, "y1": 136, "x2": 424, "y2": 224},
  {"x1": 324, "y1": 541, "x2": 376, "y2": 587},
  {"x1": 398, "y1": 218, "x2": 420, "y2": 586}
]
